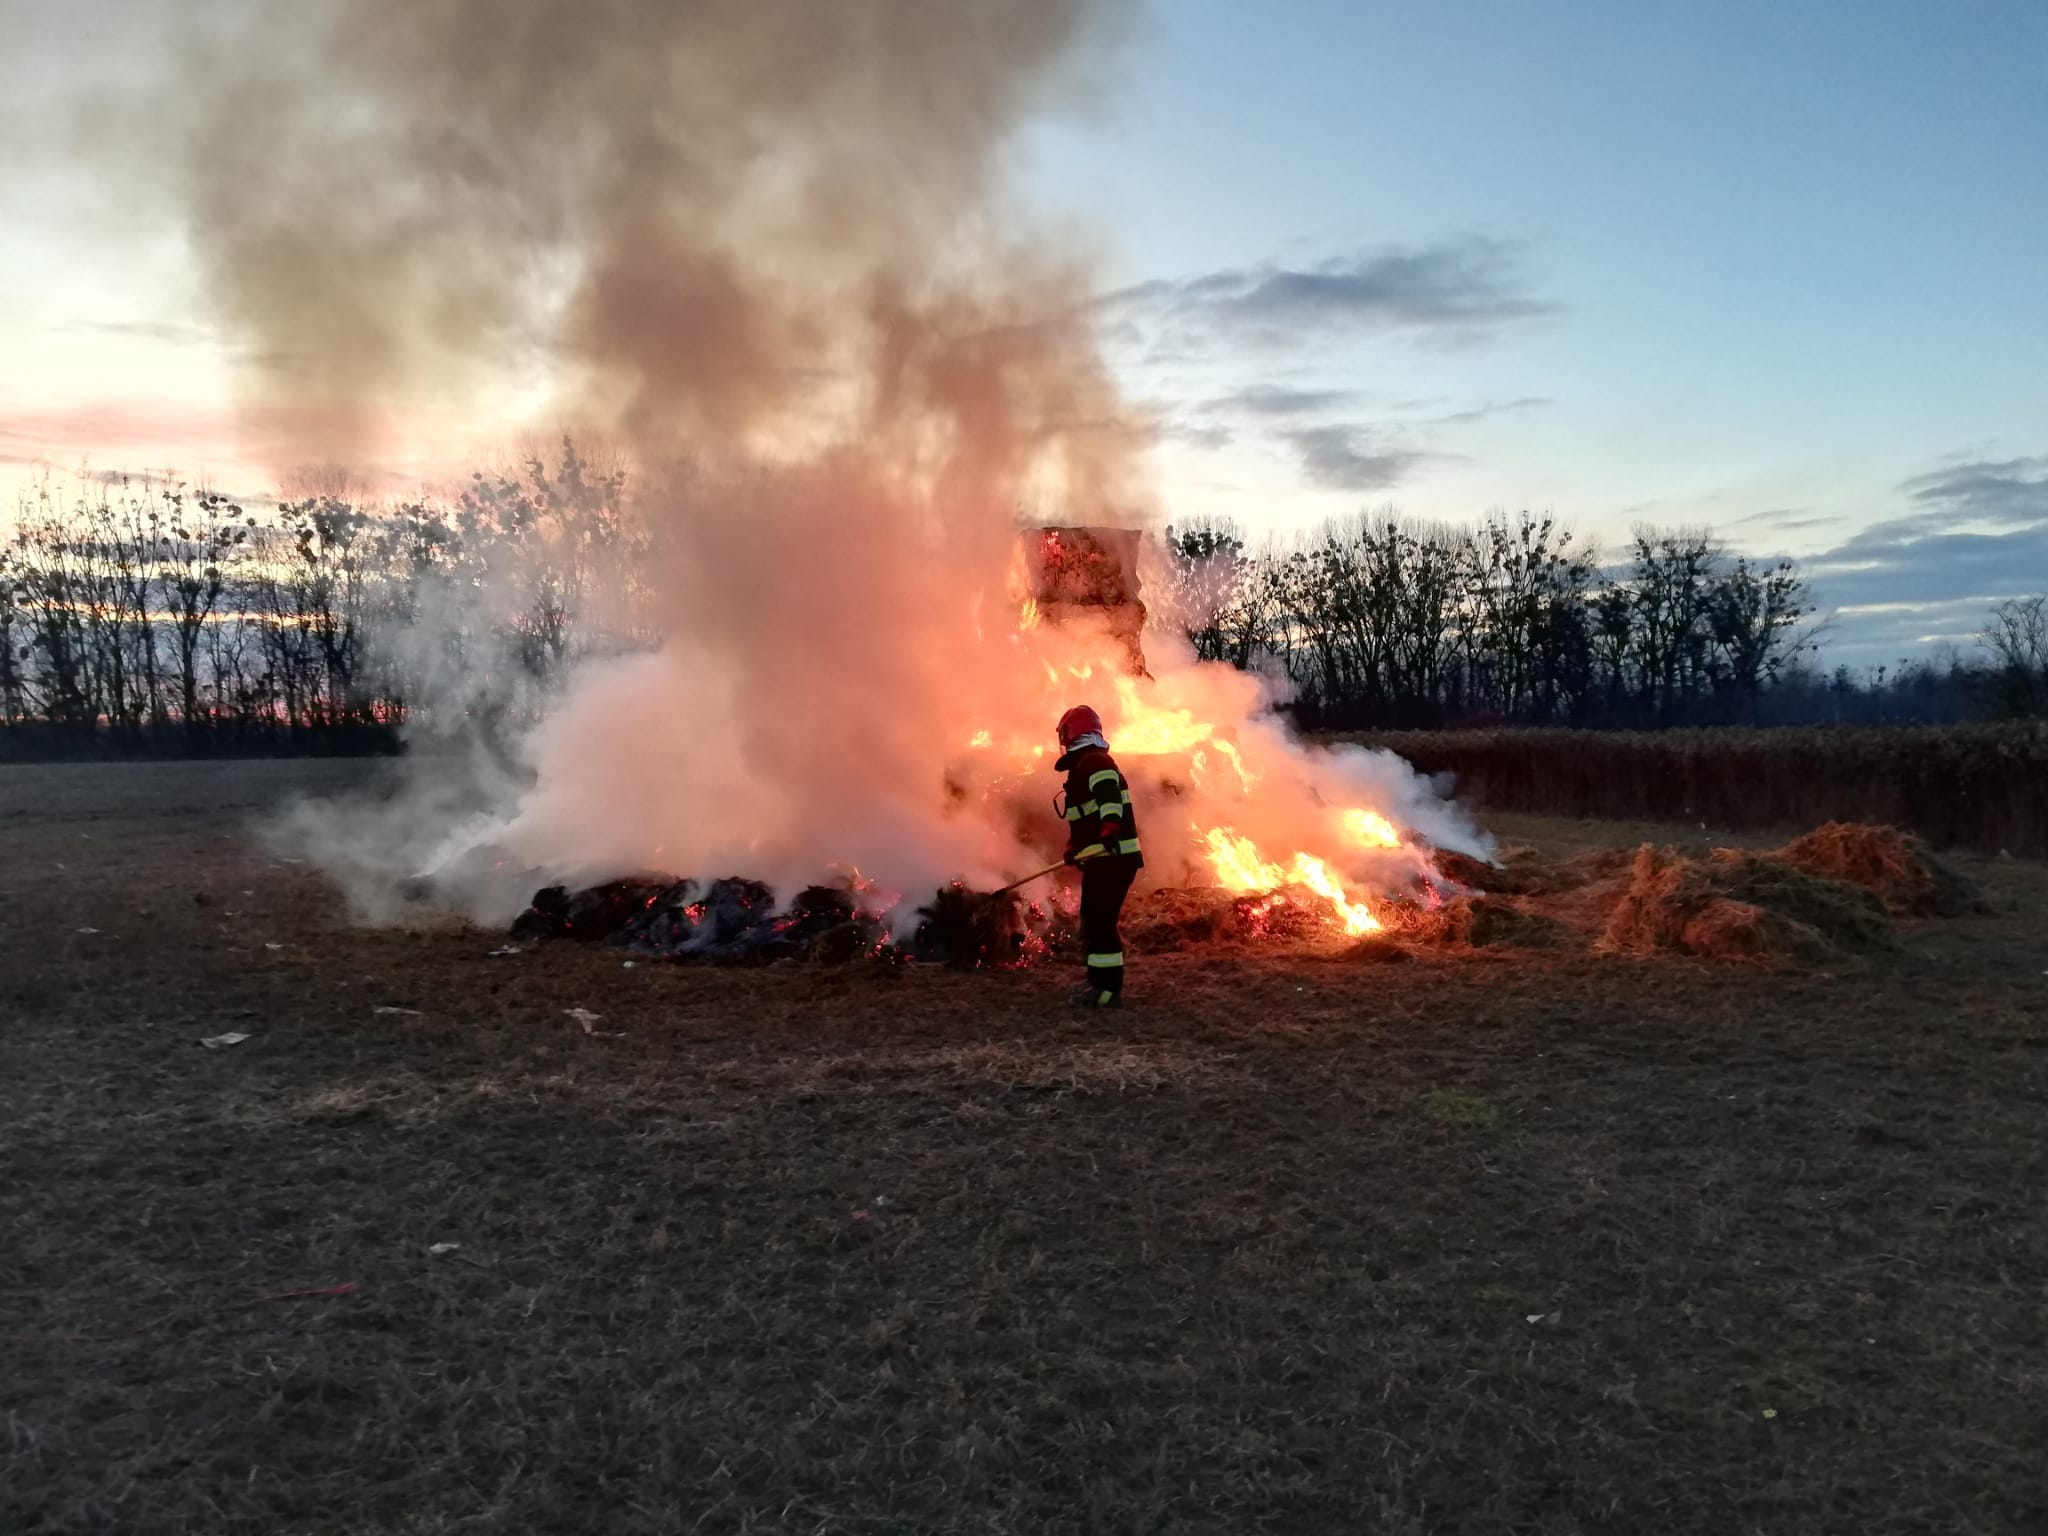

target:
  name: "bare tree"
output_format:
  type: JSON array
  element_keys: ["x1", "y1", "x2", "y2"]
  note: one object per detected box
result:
[
  {"x1": 82, "y1": 479, "x2": 170, "y2": 737},
  {"x1": 0, "y1": 549, "x2": 23, "y2": 725},
  {"x1": 1160, "y1": 519, "x2": 1250, "y2": 664},
  {"x1": 1707, "y1": 556, "x2": 1813, "y2": 720},
  {"x1": 156, "y1": 488, "x2": 250, "y2": 735},
  {"x1": 457, "y1": 437, "x2": 634, "y2": 681},
  {"x1": 1626, "y1": 527, "x2": 1719, "y2": 724},
  {"x1": 1980, "y1": 595, "x2": 2047, "y2": 717},
  {"x1": 1381, "y1": 521, "x2": 1468, "y2": 723},
  {"x1": 10, "y1": 481, "x2": 98, "y2": 730},
  {"x1": 1464, "y1": 512, "x2": 1595, "y2": 722}
]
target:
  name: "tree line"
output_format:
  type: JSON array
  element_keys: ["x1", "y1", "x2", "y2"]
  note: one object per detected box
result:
[
  {"x1": 0, "y1": 442, "x2": 641, "y2": 758},
  {"x1": 1158, "y1": 514, "x2": 2046, "y2": 730},
  {"x1": 3, "y1": 452, "x2": 2043, "y2": 759}
]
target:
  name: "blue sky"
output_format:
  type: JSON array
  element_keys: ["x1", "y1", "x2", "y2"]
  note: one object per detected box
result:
[
  {"x1": 2, "y1": 0, "x2": 2043, "y2": 666},
  {"x1": 1020, "y1": 0, "x2": 2048, "y2": 664}
]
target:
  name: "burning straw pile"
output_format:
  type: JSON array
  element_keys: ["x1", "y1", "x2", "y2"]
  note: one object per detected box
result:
[{"x1": 506, "y1": 822, "x2": 1981, "y2": 973}]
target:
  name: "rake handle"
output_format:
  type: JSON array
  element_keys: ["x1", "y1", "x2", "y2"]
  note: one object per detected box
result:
[{"x1": 987, "y1": 861, "x2": 1065, "y2": 898}]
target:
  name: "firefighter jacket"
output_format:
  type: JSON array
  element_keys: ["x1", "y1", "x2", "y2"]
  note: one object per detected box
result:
[{"x1": 1055, "y1": 742, "x2": 1144, "y2": 868}]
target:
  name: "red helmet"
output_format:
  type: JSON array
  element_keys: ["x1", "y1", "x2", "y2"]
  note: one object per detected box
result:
[{"x1": 1056, "y1": 704, "x2": 1103, "y2": 748}]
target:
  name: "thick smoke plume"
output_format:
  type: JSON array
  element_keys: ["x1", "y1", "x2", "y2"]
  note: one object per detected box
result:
[
  {"x1": 119, "y1": 0, "x2": 1136, "y2": 474},
  {"x1": 106, "y1": 0, "x2": 1489, "y2": 923}
]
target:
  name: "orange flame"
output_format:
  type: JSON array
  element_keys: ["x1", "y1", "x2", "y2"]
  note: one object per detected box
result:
[
  {"x1": 1203, "y1": 827, "x2": 1382, "y2": 936},
  {"x1": 1213, "y1": 739, "x2": 1255, "y2": 789},
  {"x1": 1343, "y1": 807, "x2": 1401, "y2": 849},
  {"x1": 1110, "y1": 675, "x2": 1212, "y2": 755},
  {"x1": 956, "y1": 589, "x2": 1425, "y2": 944}
]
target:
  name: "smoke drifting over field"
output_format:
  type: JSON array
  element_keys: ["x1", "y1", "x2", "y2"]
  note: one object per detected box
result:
[{"x1": 106, "y1": 0, "x2": 1487, "y2": 923}]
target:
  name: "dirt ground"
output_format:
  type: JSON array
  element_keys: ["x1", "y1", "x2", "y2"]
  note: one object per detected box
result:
[{"x1": 4, "y1": 760, "x2": 2046, "y2": 1535}]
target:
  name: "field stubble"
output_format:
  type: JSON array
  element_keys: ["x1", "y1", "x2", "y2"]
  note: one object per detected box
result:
[{"x1": 3, "y1": 760, "x2": 2046, "y2": 1534}]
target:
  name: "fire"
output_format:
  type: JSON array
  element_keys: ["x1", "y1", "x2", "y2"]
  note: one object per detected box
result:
[
  {"x1": 1110, "y1": 675, "x2": 1214, "y2": 755},
  {"x1": 1343, "y1": 807, "x2": 1401, "y2": 849},
  {"x1": 1287, "y1": 853, "x2": 1381, "y2": 936},
  {"x1": 1213, "y1": 739, "x2": 1255, "y2": 788},
  {"x1": 1204, "y1": 827, "x2": 1288, "y2": 890},
  {"x1": 988, "y1": 601, "x2": 1414, "y2": 939},
  {"x1": 928, "y1": 532, "x2": 1469, "y2": 955},
  {"x1": 1240, "y1": 892, "x2": 1291, "y2": 938},
  {"x1": 1202, "y1": 827, "x2": 1383, "y2": 936}
]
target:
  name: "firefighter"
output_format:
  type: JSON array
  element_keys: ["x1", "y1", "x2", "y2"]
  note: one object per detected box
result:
[{"x1": 1054, "y1": 704, "x2": 1143, "y2": 1008}]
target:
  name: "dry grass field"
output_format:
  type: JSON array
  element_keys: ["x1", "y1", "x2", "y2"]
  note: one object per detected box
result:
[{"x1": 4, "y1": 760, "x2": 2046, "y2": 1534}]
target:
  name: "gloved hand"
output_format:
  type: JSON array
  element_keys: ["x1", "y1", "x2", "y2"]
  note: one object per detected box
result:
[{"x1": 1063, "y1": 849, "x2": 1081, "y2": 867}]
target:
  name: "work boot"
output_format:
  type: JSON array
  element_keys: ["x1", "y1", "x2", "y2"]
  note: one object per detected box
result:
[{"x1": 1068, "y1": 985, "x2": 1122, "y2": 1010}]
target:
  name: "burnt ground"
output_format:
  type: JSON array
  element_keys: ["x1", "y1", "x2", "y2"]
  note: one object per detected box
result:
[{"x1": 3, "y1": 761, "x2": 2046, "y2": 1535}]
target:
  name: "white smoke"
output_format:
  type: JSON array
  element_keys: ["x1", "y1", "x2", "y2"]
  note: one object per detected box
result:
[{"x1": 74, "y1": 0, "x2": 1493, "y2": 926}]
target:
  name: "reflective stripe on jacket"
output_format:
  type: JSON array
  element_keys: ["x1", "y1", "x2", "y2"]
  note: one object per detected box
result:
[{"x1": 1056, "y1": 742, "x2": 1143, "y2": 866}]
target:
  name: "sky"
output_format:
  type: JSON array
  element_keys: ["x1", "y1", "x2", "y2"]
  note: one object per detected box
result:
[{"x1": 2, "y1": 0, "x2": 2044, "y2": 668}]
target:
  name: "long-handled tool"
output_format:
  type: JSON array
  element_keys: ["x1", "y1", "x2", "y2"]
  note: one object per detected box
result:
[{"x1": 986, "y1": 860, "x2": 1064, "y2": 898}]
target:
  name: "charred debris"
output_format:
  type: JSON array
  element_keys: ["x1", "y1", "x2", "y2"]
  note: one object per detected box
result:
[{"x1": 511, "y1": 875, "x2": 1058, "y2": 968}]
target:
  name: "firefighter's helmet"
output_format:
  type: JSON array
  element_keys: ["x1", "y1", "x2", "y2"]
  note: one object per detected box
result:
[{"x1": 1056, "y1": 704, "x2": 1104, "y2": 748}]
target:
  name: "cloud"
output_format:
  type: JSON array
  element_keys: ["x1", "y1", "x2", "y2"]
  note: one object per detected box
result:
[
  {"x1": 1420, "y1": 395, "x2": 1551, "y2": 428},
  {"x1": 1168, "y1": 385, "x2": 1545, "y2": 484},
  {"x1": 1164, "y1": 421, "x2": 1234, "y2": 451},
  {"x1": 1827, "y1": 456, "x2": 2048, "y2": 547},
  {"x1": 1757, "y1": 450, "x2": 2048, "y2": 665},
  {"x1": 1801, "y1": 512, "x2": 2047, "y2": 669},
  {"x1": 1808, "y1": 520, "x2": 2048, "y2": 612},
  {"x1": 1108, "y1": 236, "x2": 1558, "y2": 349},
  {"x1": 1723, "y1": 507, "x2": 1845, "y2": 541},
  {"x1": 1281, "y1": 425, "x2": 1429, "y2": 493},
  {"x1": 1205, "y1": 384, "x2": 1360, "y2": 417},
  {"x1": 1813, "y1": 597, "x2": 2007, "y2": 669},
  {"x1": 1898, "y1": 454, "x2": 2048, "y2": 527},
  {"x1": 1200, "y1": 387, "x2": 1549, "y2": 425}
]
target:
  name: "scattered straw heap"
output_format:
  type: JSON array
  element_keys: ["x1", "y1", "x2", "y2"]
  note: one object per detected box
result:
[
  {"x1": 1595, "y1": 846, "x2": 1891, "y2": 964},
  {"x1": 1773, "y1": 822, "x2": 1982, "y2": 917},
  {"x1": 1421, "y1": 820, "x2": 1979, "y2": 967},
  {"x1": 1116, "y1": 821, "x2": 1982, "y2": 968},
  {"x1": 1580, "y1": 822, "x2": 1978, "y2": 965}
]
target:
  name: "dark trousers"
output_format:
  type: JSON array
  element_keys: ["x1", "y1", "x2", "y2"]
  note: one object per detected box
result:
[{"x1": 1079, "y1": 858, "x2": 1139, "y2": 1000}]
